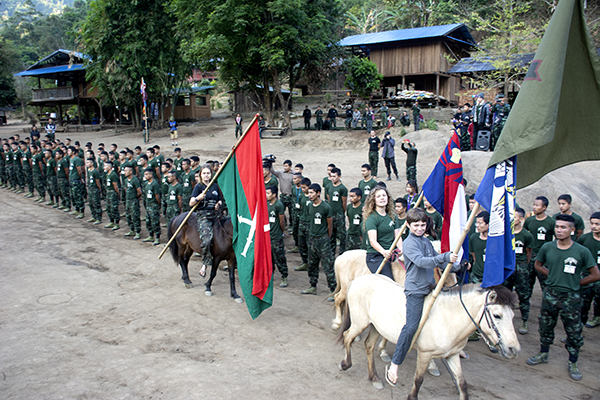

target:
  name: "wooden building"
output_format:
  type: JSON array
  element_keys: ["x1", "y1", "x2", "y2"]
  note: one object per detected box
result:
[
  {"x1": 339, "y1": 24, "x2": 477, "y2": 104},
  {"x1": 163, "y1": 86, "x2": 212, "y2": 120}
]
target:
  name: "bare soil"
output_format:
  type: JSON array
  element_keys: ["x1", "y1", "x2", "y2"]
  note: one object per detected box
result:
[{"x1": 1, "y1": 113, "x2": 599, "y2": 399}]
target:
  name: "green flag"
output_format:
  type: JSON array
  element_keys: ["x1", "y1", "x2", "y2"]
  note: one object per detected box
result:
[{"x1": 489, "y1": 0, "x2": 600, "y2": 189}]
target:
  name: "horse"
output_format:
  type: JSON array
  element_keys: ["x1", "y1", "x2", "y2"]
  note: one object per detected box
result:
[
  {"x1": 167, "y1": 211, "x2": 243, "y2": 303},
  {"x1": 338, "y1": 274, "x2": 520, "y2": 399}
]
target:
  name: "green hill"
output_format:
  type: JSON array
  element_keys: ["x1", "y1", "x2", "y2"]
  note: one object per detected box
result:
[{"x1": 0, "y1": 0, "x2": 76, "y2": 17}]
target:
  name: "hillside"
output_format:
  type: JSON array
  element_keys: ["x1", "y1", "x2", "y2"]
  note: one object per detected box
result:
[{"x1": 0, "y1": 0, "x2": 75, "y2": 17}]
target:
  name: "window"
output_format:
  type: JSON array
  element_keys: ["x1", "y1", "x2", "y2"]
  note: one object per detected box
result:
[{"x1": 195, "y1": 96, "x2": 207, "y2": 106}]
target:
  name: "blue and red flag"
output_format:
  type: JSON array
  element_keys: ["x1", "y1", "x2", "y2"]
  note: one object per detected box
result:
[{"x1": 422, "y1": 130, "x2": 468, "y2": 264}]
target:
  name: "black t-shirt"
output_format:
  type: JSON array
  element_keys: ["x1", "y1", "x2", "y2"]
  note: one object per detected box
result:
[
  {"x1": 191, "y1": 182, "x2": 223, "y2": 211},
  {"x1": 368, "y1": 137, "x2": 381, "y2": 152}
]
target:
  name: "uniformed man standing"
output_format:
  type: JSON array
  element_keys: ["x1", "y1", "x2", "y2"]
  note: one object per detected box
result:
[
  {"x1": 86, "y1": 157, "x2": 103, "y2": 224},
  {"x1": 346, "y1": 188, "x2": 363, "y2": 250},
  {"x1": 103, "y1": 161, "x2": 120, "y2": 230},
  {"x1": 142, "y1": 168, "x2": 162, "y2": 245},
  {"x1": 315, "y1": 106, "x2": 323, "y2": 131},
  {"x1": 165, "y1": 171, "x2": 183, "y2": 223},
  {"x1": 513, "y1": 207, "x2": 534, "y2": 334},
  {"x1": 180, "y1": 159, "x2": 195, "y2": 213},
  {"x1": 302, "y1": 106, "x2": 311, "y2": 130},
  {"x1": 325, "y1": 167, "x2": 347, "y2": 256},
  {"x1": 55, "y1": 149, "x2": 71, "y2": 211},
  {"x1": 266, "y1": 186, "x2": 289, "y2": 288},
  {"x1": 367, "y1": 130, "x2": 380, "y2": 178},
  {"x1": 577, "y1": 212, "x2": 600, "y2": 328},
  {"x1": 358, "y1": 164, "x2": 377, "y2": 204},
  {"x1": 68, "y1": 146, "x2": 86, "y2": 219},
  {"x1": 490, "y1": 94, "x2": 510, "y2": 151},
  {"x1": 524, "y1": 196, "x2": 555, "y2": 290},
  {"x1": 123, "y1": 165, "x2": 142, "y2": 240},
  {"x1": 270, "y1": 159, "x2": 293, "y2": 229},
  {"x1": 327, "y1": 104, "x2": 338, "y2": 129},
  {"x1": 294, "y1": 177, "x2": 312, "y2": 272}
]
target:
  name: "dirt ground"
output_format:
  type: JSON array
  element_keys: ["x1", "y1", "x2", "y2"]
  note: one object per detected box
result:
[{"x1": 1, "y1": 113, "x2": 599, "y2": 400}]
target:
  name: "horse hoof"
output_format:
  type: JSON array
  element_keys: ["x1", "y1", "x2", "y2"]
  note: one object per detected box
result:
[
  {"x1": 331, "y1": 323, "x2": 340, "y2": 330},
  {"x1": 234, "y1": 297, "x2": 243, "y2": 304},
  {"x1": 205, "y1": 290, "x2": 213, "y2": 297},
  {"x1": 380, "y1": 353, "x2": 391, "y2": 363},
  {"x1": 372, "y1": 381, "x2": 384, "y2": 390},
  {"x1": 184, "y1": 283, "x2": 193, "y2": 289}
]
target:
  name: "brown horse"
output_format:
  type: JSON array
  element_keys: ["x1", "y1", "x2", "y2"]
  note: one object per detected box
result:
[{"x1": 167, "y1": 212, "x2": 242, "y2": 303}]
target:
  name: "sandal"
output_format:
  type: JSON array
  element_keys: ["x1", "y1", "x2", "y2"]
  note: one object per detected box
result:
[
  {"x1": 385, "y1": 364, "x2": 397, "y2": 387},
  {"x1": 199, "y1": 265, "x2": 207, "y2": 278}
]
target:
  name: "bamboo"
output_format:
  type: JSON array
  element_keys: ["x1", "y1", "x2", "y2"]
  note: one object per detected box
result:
[
  {"x1": 375, "y1": 191, "x2": 424, "y2": 275},
  {"x1": 408, "y1": 202, "x2": 481, "y2": 352},
  {"x1": 158, "y1": 115, "x2": 259, "y2": 259}
]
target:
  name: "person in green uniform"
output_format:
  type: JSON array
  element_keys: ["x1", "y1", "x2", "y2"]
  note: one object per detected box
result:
[
  {"x1": 263, "y1": 165, "x2": 279, "y2": 189},
  {"x1": 577, "y1": 212, "x2": 600, "y2": 328},
  {"x1": 159, "y1": 163, "x2": 171, "y2": 223},
  {"x1": 364, "y1": 186, "x2": 402, "y2": 280},
  {"x1": 86, "y1": 158, "x2": 103, "y2": 224},
  {"x1": 165, "y1": 171, "x2": 183, "y2": 223},
  {"x1": 146, "y1": 147, "x2": 161, "y2": 181},
  {"x1": 325, "y1": 167, "x2": 347, "y2": 256},
  {"x1": 68, "y1": 146, "x2": 86, "y2": 219},
  {"x1": 322, "y1": 163, "x2": 335, "y2": 190},
  {"x1": 358, "y1": 164, "x2": 377, "y2": 204},
  {"x1": 423, "y1": 197, "x2": 443, "y2": 240},
  {"x1": 44, "y1": 149, "x2": 58, "y2": 206},
  {"x1": 173, "y1": 148, "x2": 183, "y2": 179},
  {"x1": 379, "y1": 102, "x2": 389, "y2": 128},
  {"x1": 55, "y1": 149, "x2": 71, "y2": 211},
  {"x1": 315, "y1": 106, "x2": 323, "y2": 131},
  {"x1": 123, "y1": 165, "x2": 142, "y2": 240},
  {"x1": 3, "y1": 142, "x2": 15, "y2": 190},
  {"x1": 98, "y1": 151, "x2": 107, "y2": 201},
  {"x1": 469, "y1": 211, "x2": 489, "y2": 283},
  {"x1": 346, "y1": 188, "x2": 364, "y2": 250},
  {"x1": 270, "y1": 159, "x2": 294, "y2": 231},
  {"x1": 31, "y1": 144, "x2": 46, "y2": 202},
  {"x1": 289, "y1": 172, "x2": 303, "y2": 253},
  {"x1": 120, "y1": 151, "x2": 133, "y2": 216},
  {"x1": 367, "y1": 130, "x2": 381, "y2": 178},
  {"x1": 142, "y1": 168, "x2": 162, "y2": 245},
  {"x1": 266, "y1": 186, "x2": 289, "y2": 288},
  {"x1": 395, "y1": 197, "x2": 409, "y2": 241},
  {"x1": 103, "y1": 161, "x2": 120, "y2": 230},
  {"x1": 301, "y1": 183, "x2": 336, "y2": 298},
  {"x1": 524, "y1": 196, "x2": 555, "y2": 289},
  {"x1": 513, "y1": 207, "x2": 534, "y2": 334},
  {"x1": 552, "y1": 194, "x2": 585, "y2": 239},
  {"x1": 0, "y1": 142, "x2": 6, "y2": 188},
  {"x1": 526, "y1": 215, "x2": 600, "y2": 381},
  {"x1": 403, "y1": 180, "x2": 420, "y2": 210},
  {"x1": 10, "y1": 142, "x2": 24, "y2": 193},
  {"x1": 74, "y1": 141, "x2": 84, "y2": 159},
  {"x1": 401, "y1": 139, "x2": 418, "y2": 184},
  {"x1": 20, "y1": 142, "x2": 34, "y2": 197},
  {"x1": 153, "y1": 145, "x2": 164, "y2": 168},
  {"x1": 411, "y1": 101, "x2": 421, "y2": 131},
  {"x1": 294, "y1": 178, "x2": 312, "y2": 271},
  {"x1": 180, "y1": 159, "x2": 195, "y2": 213},
  {"x1": 490, "y1": 94, "x2": 510, "y2": 151}
]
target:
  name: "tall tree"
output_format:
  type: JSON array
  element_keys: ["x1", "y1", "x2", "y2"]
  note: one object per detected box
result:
[{"x1": 343, "y1": 56, "x2": 383, "y2": 99}]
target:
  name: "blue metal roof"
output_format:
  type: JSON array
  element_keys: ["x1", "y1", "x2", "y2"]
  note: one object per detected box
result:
[
  {"x1": 339, "y1": 23, "x2": 476, "y2": 47},
  {"x1": 447, "y1": 54, "x2": 534, "y2": 73},
  {"x1": 14, "y1": 64, "x2": 85, "y2": 77}
]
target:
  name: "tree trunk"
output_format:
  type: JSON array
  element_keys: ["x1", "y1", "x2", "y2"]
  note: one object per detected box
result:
[
  {"x1": 261, "y1": 80, "x2": 274, "y2": 125},
  {"x1": 271, "y1": 68, "x2": 291, "y2": 129}
]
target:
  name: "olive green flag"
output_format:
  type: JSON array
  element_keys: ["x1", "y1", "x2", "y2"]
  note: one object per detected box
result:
[{"x1": 489, "y1": 0, "x2": 600, "y2": 189}]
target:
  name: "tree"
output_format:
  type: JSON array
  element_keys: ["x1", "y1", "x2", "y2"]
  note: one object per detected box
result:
[{"x1": 344, "y1": 56, "x2": 383, "y2": 99}]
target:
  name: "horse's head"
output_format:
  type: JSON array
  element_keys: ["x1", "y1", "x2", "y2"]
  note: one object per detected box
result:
[{"x1": 479, "y1": 286, "x2": 521, "y2": 359}]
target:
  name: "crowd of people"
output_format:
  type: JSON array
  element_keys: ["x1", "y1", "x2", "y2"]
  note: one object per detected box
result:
[{"x1": 2, "y1": 120, "x2": 599, "y2": 382}]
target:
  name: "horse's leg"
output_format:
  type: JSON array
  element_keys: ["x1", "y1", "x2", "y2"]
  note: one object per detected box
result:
[
  {"x1": 204, "y1": 257, "x2": 219, "y2": 296},
  {"x1": 407, "y1": 351, "x2": 431, "y2": 400},
  {"x1": 339, "y1": 320, "x2": 366, "y2": 372},
  {"x1": 228, "y1": 259, "x2": 243, "y2": 303},
  {"x1": 444, "y1": 353, "x2": 468, "y2": 400},
  {"x1": 365, "y1": 326, "x2": 384, "y2": 389},
  {"x1": 180, "y1": 245, "x2": 193, "y2": 288},
  {"x1": 332, "y1": 289, "x2": 345, "y2": 330},
  {"x1": 427, "y1": 359, "x2": 440, "y2": 377},
  {"x1": 378, "y1": 338, "x2": 391, "y2": 362}
]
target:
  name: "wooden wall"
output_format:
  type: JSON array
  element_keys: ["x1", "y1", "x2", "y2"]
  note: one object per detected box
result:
[
  {"x1": 370, "y1": 41, "x2": 450, "y2": 76},
  {"x1": 164, "y1": 94, "x2": 211, "y2": 119}
]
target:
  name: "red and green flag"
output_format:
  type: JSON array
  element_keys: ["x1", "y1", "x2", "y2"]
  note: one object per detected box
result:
[{"x1": 217, "y1": 118, "x2": 273, "y2": 319}]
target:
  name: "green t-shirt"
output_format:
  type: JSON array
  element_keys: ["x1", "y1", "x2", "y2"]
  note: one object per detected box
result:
[
  {"x1": 358, "y1": 178, "x2": 378, "y2": 203},
  {"x1": 264, "y1": 175, "x2": 279, "y2": 189},
  {"x1": 166, "y1": 182, "x2": 182, "y2": 206},
  {"x1": 268, "y1": 199, "x2": 285, "y2": 239},
  {"x1": 106, "y1": 170, "x2": 119, "y2": 192},
  {"x1": 148, "y1": 158, "x2": 160, "y2": 180},
  {"x1": 22, "y1": 150, "x2": 31, "y2": 169},
  {"x1": 326, "y1": 182, "x2": 348, "y2": 215},
  {"x1": 346, "y1": 203, "x2": 363, "y2": 236},
  {"x1": 299, "y1": 192, "x2": 311, "y2": 222},
  {"x1": 469, "y1": 233, "x2": 487, "y2": 280},
  {"x1": 56, "y1": 158, "x2": 69, "y2": 179},
  {"x1": 12, "y1": 149, "x2": 22, "y2": 167},
  {"x1": 426, "y1": 209, "x2": 443, "y2": 240},
  {"x1": 308, "y1": 200, "x2": 331, "y2": 237},
  {"x1": 69, "y1": 156, "x2": 85, "y2": 181},
  {"x1": 514, "y1": 228, "x2": 533, "y2": 263},
  {"x1": 145, "y1": 179, "x2": 161, "y2": 205},
  {"x1": 537, "y1": 241, "x2": 596, "y2": 292},
  {"x1": 87, "y1": 168, "x2": 101, "y2": 189},
  {"x1": 173, "y1": 157, "x2": 184, "y2": 176},
  {"x1": 161, "y1": 174, "x2": 170, "y2": 196},
  {"x1": 524, "y1": 215, "x2": 555, "y2": 254},
  {"x1": 552, "y1": 212, "x2": 585, "y2": 239},
  {"x1": 322, "y1": 177, "x2": 331, "y2": 191},
  {"x1": 126, "y1": 176, "x2": 141, "y2": 200},
  {"x1": 119, "y1": 159, "x2": 131, "y2": 183},
  {"x1": 32, "y1": 153, "x2": 43, "y2": 174},
  {"x1": 364, "y1": 211, "x2": 400, "y2": 254},
  {"x1": 577, "y1": 233, "x2": 600, "y2": 280},
  {"x1": 45, "y1": 158, "x2": 57, "y2": 177},
  {"x1": 467, "y1": 210, "x2": 477, "y2": 237},
  {"x1": 181, "y1": 170, "x2": 195, "y2": 196}
]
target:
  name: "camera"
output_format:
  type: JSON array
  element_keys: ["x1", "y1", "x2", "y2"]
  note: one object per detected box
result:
[{"x1": 262, "y1": 154, "x2": 276, "y2": 168}]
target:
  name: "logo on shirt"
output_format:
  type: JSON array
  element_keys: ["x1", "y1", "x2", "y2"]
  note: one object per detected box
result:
[
  {"x1": 564, "y1": 257, "x2": 578, "y2": 268},
  {"x1": 537, "y1": 227, "x2": 547, "y2": 234},
  {"x1": 389, "y1": 220, "x2": 395, "y2": 227}
]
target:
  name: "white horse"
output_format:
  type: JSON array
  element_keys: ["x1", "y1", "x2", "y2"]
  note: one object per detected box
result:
[{"x1": 338, "y1": 274, "x2": 520, "y2": 399}]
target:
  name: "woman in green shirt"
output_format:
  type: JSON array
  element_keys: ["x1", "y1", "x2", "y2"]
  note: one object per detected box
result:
[{"x1": 364, "y1": 186, "x2": 402, "y2": 280}]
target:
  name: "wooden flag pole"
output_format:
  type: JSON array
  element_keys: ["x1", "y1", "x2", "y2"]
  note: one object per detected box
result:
[
  {"x1": 407, "y1": 201, "x2": 481, "y2": 353},
  {"x1": 158, "y1": 115, "x2": 259, "y2": 259},
  {"x1": 375, "y1": 191, "x2": 424, "y2": 275}
]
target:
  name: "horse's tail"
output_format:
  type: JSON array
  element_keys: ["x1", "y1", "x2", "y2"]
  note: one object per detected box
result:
[
  {"x1": 167, "y1": 215, "x2": 180, "y2": 265},
  {"x1": 336, "y1": 300, "x2": 351, "y2": 345},
  {"x1": 332, "y1": 259, "x2": 342, "y2": 298}
]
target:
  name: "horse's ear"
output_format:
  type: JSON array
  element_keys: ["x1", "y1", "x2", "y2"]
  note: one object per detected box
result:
[{"x1": 488, "y1": 291, "x2": 497, "y2": 303}]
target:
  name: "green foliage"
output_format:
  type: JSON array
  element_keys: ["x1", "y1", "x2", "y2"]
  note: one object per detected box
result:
[
  {"x1": 399, "y1": 127, "x2": 408, "y2": 137},
  {"x1": 424, "y1": 118, "x2": 438, "y2": 130},
  {"x1": 344, "y1": 56, "x2": 383, "y2": 99}
]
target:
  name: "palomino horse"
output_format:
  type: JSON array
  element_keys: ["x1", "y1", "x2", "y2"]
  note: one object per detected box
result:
[
  {"x1": 167, "y1": 212, "x2": 242, "y2": 303},
  {"x1": 338, "y1": 275, "x2": 520, "y2": 399}
]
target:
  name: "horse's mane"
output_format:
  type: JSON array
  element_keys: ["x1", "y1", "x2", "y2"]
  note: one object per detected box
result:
[{"x1": 438, "y1": 284, "x2": 517, "y2": 307}]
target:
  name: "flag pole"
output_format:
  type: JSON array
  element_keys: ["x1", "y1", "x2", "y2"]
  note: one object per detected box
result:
[
  {"x1": 375, "y1": 191, "x2": 424, "y2": 275},
  {"x1": 407, "y1": 201, "x2": 481, "y2": 353},
  {"x1": 158, "y1": 114, "x2": 259, "y2": 259}
]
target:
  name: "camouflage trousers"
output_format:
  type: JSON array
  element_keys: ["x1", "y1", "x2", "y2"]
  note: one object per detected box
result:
[
  {"x1": 460, "y1": 127, "x2": 471, "y2": 151},
  {"x1": 145, "y1": 203, "x2": 161, "y2": 237},
  {"x1": 46, "y1": 176, "x2": 58, "y2": 199},
  {"x1": 23, "y1": 167, "x2": 33, "y2": 193},
  {"x1": 291, "y1": 206, "x2": 301, "y2": 246},
  {"x1": 162, "y1": 196, "x2": 168, "y2": 217},
  {"x1": 346, "y1": 233, "x2": 362, "y2": 251},
  {"x1": 308, "y1": 234, "x2": 336, "y2": 292},
  {"x1": 280, "y1": 194, "x2": 293, "y2": 225},
  {"x1": 514, "y1": 261, "x2": 535, "y2": 321},
  {"x1": 5, "y1": 165, "x2": 14, "y2": 187},
  {"x1": 106, "y1": 191, "x2": 120, "y2": 223},
  {"x1": 33, "y1": 172, "x2": 46, "y2": 198},
  {"x1": 0, "y1": 163, "x2": 5, "y2": 184},
  {"x1": 529, "y1": 254, "x2": 547, "y2": 289},
  {"x1": 13, "y1": 165, "x2": 24, "y2": 188},
  {"x1": 165, "y1": 204, "x2": 181, "y2": 224},
  {"x1": 57, "y1": 178, "x2": 71, "y2": 208},
  {"x1": 406, "y1": 165, "x2": 417, "y2": 183},
  {"x1": 580, "y1": 281, "x2": 600, "y2": 325},
  {"x1": 125, "y1": 198, "x2": 141, "y2": 233},
  {"x1": 490, "y1": 124, "x2": 503, "y2": 151},
  {"x1": 298, "y1": 219, "x2": 310, "y2": 264},
  {"x1": 330, "y1": 212, "x2": 346, "y2": 256},
  {"x1": 88, "y1": 187, "x2": 102, "y2": 221},
  {"x1": 197, "y1": 213, "x2": 214, "y2": 267},
  {"x1": 369, "y1": 151, "x2": 379, "y2": 177},
  {"x1": 539, "y1": 286, "x2": 583, "y2": 360},
  {"x1": 71, "y1": 181, "x2": 86, "y2": 213},
  {"x1": 271, "y1": 235, "x2": 288, "y2": 278}
]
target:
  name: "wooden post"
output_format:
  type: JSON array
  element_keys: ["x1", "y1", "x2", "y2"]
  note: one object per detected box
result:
[
  {"x1": 77, "y1": 98, "x2": 81, "y2": 126},
  {"x1": 436, "y1": 74, "x2": 440, "y2": 96}
]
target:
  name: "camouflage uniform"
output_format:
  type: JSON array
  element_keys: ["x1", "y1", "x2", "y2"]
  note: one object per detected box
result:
[
  {"x1": 145, "y1": 203, "x2": 161, "y2": 237},
  {"x1": 539, "y1": 286, "x2": 583, "y2": 360},
  {"x1": 13, "y1": 152, "x2": 24, "y2": 189},
  {"x1": 490, "y1": 102, "x2": 510, "y2": 151},
  {"x1": 106, "y1": 191, "x2": 120, "y2": 223},
  {"x1": 514, "y1": 261, "x2": 535, "y2": 321},
  {"x1": 33, "y1": 170, "x2": 46, "y2": 198},
  {"x1": 298, "y1": 219, "x2": 310, "y2": 264},
  {"x1": 22, "y1": 160, "x2": 33, "y2": 194},
  {"x1": 308, "y1": 235, "x2": 336, "y2": 292},
  {"x1": 165, "y1": 203, "x2": 180, "y2": 225},
  {"x1": 126, "y1": 197, "x2": 141, "y2": 233},
  {"x1": 280, "y1": 194, "x2": 294, "y2": 223},
  {"x1": 291, "y1": 203, "x2": 301, "y2": 247},
  {"x1": 0, "y1": 152, "x2": 5, "y2": 185},
  {"x1": 197, "y1": 212, "x2": 215, "y2": 267},
  {"x1": 406, "y1": 165, "x2": 417, "y2": 183},
  {"x1": 330, "y1": 212, "x2": 347, "y2": 256},
  {"x1": 580, "y1": 282, "x2": 600, "y2": 325},
  {"x1": 346, "y1": 233, "x2": 362, "y2": 251},
  {"x1": 368, "y1": 151, "x2": 379, "y2": 177},
  {"x1": 46, "y1": 175, "x2": 58, "y2": 200},
  {"x1": 271, "y1": 236, "x2": 288, "y2": 278},
  {"x1": 88, "y1": 186, "x2": 102, "y2": 221},
  {"x1": 71, "y1": 182, "x2": 86, "y2": 213}
]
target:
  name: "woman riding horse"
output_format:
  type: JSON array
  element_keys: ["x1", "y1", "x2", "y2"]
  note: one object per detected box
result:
[{"x1": 190, "y1": 165, "x2": 223, "y2": 278}]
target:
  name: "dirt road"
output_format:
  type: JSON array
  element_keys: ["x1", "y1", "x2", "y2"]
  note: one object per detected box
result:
[{"x1": 1, "y1": 116, "x2": 599, "y2": 399}]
